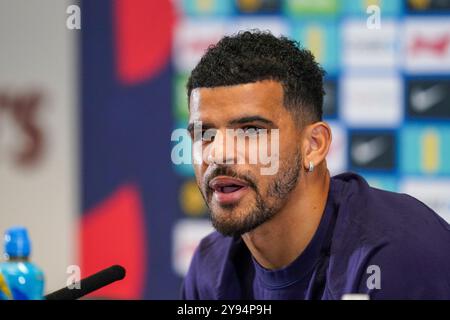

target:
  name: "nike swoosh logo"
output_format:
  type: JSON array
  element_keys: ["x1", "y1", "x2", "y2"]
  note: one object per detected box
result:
[
  {"x1": 411, "y1": 85, "x2": 446, "y2": 113},
  {"x1": 352, "y1": 137, "x2": 387, "y2": 166}
]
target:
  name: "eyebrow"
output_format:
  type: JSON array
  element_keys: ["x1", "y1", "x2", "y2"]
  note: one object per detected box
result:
[
  {"x1": 187, "y1": 121, "x2": 214, "y2": 134},
  {"x1": 187, "y1": 116, "x2": 275, "y2": 134},
  {"x1": 228, "y1": 116, "x2": 275, "y2": 127}
]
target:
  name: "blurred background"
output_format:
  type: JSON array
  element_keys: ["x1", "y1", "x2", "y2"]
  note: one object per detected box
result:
[{"x1": 0, "y1": 0, "x2": 449, "y2": 299}]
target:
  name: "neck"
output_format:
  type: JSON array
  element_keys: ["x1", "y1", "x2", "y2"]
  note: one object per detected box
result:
[
  {"x1": 5, "y1": 256, "x2": 28, "y2": 262},
  {"x1": 242, "y1": 166, "x2": 330, "y2": 270}
]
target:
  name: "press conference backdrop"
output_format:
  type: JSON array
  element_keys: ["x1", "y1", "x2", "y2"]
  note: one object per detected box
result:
[{"x1": 1, "y1": 0, "x2": 450, "y2": 299}]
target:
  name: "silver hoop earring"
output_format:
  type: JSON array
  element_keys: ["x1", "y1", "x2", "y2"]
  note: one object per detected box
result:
[{"x1": 308, "y1": 161, "x2": 314, "y2": 173}]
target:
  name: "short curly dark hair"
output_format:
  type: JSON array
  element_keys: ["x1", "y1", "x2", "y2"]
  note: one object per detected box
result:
[{"x1": 187, "y1": 30, "x2": 325, "y2": 124}]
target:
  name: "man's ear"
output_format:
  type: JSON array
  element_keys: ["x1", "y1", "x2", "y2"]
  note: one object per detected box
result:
[{"x1": 301, "y1": 122, "x2": 332, "y2": 171}]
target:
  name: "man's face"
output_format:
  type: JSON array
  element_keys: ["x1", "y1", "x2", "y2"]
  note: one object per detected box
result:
[{"x1": 188, "y1": 80, "x2": 303, "y2": 236}]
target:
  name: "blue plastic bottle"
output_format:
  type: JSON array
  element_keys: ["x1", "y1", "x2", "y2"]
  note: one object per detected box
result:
[{"x1": 0, "y1": 227, "x2": 45, "y2": 300}]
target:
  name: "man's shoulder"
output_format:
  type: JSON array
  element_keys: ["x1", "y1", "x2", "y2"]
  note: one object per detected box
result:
[
  {"x1": 193, "y1": 230, "x2": 251, "y2": 272},
  {"x1": 195, "y1": 231, "x2": 236, "y2": 261},
  {"x1": 329, "y1": 173, "x2": 450, "y2": 299},
  {"x1": 331, "y1": 172, "x2": 450, "y2": 269},
  {"x1": 182, "y1": 231, "x2": 248, "y2": 299},
  {"x1": 332, "y1": 172, "x2": 450, "y2": 242}
]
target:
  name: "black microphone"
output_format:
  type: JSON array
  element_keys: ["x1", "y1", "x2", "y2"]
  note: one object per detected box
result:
[{"x1": 45, "y1": 265, "x2": 126, "y2": 300}]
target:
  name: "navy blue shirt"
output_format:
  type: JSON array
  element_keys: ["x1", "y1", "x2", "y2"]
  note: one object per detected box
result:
[{"x1": 181, "y1": 173, "x2": 450, "y2": 300}]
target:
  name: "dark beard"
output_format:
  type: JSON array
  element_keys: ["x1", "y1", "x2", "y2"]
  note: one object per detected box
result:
[{"x1": 206, "y1": 151, "x2": 302, "y2": 237}]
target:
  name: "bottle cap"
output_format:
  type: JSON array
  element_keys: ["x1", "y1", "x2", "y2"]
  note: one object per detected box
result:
[{"x1": 4, "y1": 226, "x2": 31, "y2": 258}]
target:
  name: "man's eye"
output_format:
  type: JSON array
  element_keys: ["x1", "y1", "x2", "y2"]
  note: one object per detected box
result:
[
  {"x1": 201, "y1": 130, "x2": 216, "y2": 141},
  {"x1": 242, "y1": 126, "x2": 263, "y2": 135},
  {"x1": 192, "y1": 129, "x2": 217, "y2": 142}
]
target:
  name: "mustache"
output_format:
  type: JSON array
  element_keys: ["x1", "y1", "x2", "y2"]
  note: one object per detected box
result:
[{"x1": 204, "y1": 165, "x2": 258, "y2": 193}]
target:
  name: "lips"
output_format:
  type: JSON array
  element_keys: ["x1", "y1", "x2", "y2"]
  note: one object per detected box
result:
[
  {"x1": 208, "y1": 176, "x2": 250, "y2": 205},
  {"x1": 209, "y1": 177, "x2": 247, "y2": 192}
]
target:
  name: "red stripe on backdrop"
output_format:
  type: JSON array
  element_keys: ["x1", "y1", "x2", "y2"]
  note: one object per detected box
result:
[
  {"x1": 80, "y1": 184, "x2": 147, "y2": 299},
  {"x1": 114, "y1": 0, "x2": 176, "y2": 84}
]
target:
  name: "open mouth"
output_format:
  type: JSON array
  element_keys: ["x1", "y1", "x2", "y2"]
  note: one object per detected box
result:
[
  {"x1": 216, "y1": 185, "x2": 244, "y2": 193},
  {"x1": 208, "y1": 176, "x2": 250, "y2": 205},
  {"x1": 209, "y1": 177, "x2": 248, "y2": 192}
]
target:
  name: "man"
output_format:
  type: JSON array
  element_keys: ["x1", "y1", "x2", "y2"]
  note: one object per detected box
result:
[{"x1": 181, "y1": 31, "x2": 450, "y2": 299}]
